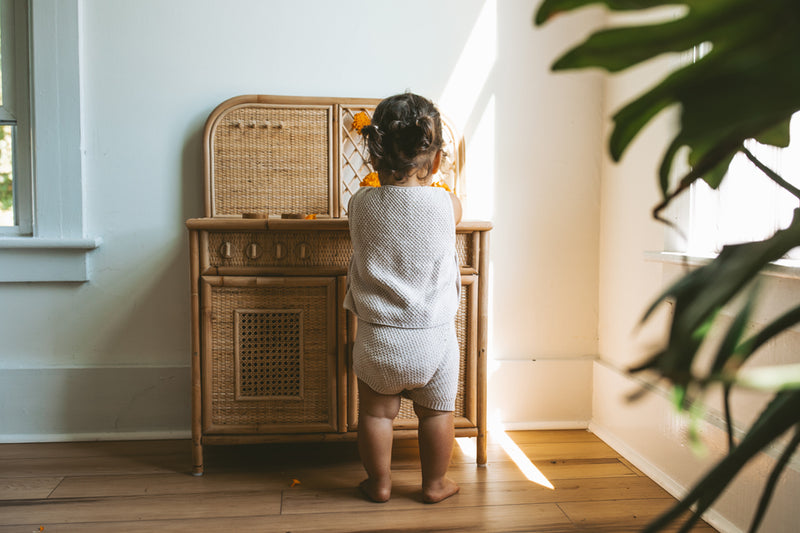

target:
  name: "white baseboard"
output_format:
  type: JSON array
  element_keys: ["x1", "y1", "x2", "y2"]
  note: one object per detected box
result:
[
  {"x1": 0, "y1": 366, "x2": 190, "y2": 441},
  {"x1": 488, "y1": 358, "x2": 593, "y2": 427},
  {"x1": 589, "y1": 421, "x2": 743, "y2": 533},
  {"x1": 499, "y1": 420, "x2": 590, "y2": 431},
  {"x1": 0, "y1": 430, "x2": 192, "y2": 444}
]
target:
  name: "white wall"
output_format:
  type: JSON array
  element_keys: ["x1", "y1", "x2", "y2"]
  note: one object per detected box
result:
[
  {"x1": 0, "y1": 0, "x2": 601, "y2": 439},
  {"x1": 593, "y1": 11, "x2": 800, "y2": 532}
]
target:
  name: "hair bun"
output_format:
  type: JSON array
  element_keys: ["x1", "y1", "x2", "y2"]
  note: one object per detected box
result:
[{"x1": 362, "y1": 92, "x2": 443, "y2": 182}]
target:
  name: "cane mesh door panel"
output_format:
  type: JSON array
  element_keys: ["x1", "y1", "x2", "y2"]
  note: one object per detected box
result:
[
  {"x1": 202, "y1": 277, "x2": 337, "y2": 433},
  {"x1": 235, "y1": 309, "x2": 303, "y2": 400}
]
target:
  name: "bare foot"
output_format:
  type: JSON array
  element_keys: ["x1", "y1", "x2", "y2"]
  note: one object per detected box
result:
[
  {"x1": 422, "y1": 477, "x2": 460, "y2": 504},
  {"x1": 359, "y1": 478, "x2": 391, "y2": 503}
]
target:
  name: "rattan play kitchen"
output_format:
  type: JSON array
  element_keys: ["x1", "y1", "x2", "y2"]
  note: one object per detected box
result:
[{"x1": 186, "y1": 95, "x2": 491, "y2": 475}]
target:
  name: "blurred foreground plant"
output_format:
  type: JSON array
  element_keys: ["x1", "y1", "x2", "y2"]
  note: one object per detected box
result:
[{"x1": 535, "y1": 1, "x2": 800, "y2": 531}]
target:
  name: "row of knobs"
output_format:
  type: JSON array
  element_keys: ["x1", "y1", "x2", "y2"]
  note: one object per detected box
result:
[{"x1": 219, "y1": 241, "x2": 312, "y2": 261}]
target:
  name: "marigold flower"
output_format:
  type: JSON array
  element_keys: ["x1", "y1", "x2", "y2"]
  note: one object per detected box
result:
[
  {"x1": 431, "y1": 180, "x2": 452, "y2": 192},
  {"x1": 351, "y1": 111, "x2": 371, "y2": 134},
  {"x1": 360, "y1": 172, "x2": 381, "y2": 187},
  {"x1": 304, "y1": 214, "x2": 317, "y2": 219}
]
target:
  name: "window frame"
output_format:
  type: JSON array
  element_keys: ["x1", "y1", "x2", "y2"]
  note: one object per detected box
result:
[
  {"x1": 0, "y1": 0, "x2": 32, "y2": 235},
  {"x1": 0, "y1": 0, "x2": 100, "y2": 283}
]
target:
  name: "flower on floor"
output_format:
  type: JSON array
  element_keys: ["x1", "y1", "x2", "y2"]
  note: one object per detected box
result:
[{"x1": 289, "y1": 478, "x2": 301, "y2": 487}]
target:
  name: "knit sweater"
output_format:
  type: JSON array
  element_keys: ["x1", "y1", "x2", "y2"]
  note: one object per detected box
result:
[{"x1": 344, "y1": 185, "x2": 460, "y2": 329}]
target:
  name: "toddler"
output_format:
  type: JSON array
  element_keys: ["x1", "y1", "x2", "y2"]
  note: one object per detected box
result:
[{"x1": 344, "y1": 92, "x2": 463, "y2": 504}]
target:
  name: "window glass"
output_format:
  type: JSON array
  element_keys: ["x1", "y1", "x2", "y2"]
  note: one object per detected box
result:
[{"x1": 688, "y1": 113, "x2": 800, "y2": 259}]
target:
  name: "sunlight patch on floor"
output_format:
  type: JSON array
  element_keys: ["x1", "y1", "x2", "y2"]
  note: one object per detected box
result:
[{"x1": 456, "y1": 414, "x2": 554, "y2": 490}]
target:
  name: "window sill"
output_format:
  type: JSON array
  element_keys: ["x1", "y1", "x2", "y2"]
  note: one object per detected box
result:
[
  {"x1": 0, "y1": 236, "x2": 102, "y2": 282},
  {"x1": 645, "y1": 251, "x2": 800, "y2": 281}
]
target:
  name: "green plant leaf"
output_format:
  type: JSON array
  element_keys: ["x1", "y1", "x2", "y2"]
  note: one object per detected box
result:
[
  {"x1": 748, "y1": 425, "x2": 800, "y2": 532},
  {"x1": 701, "y1": 152, "x2": 736, "y2": 189},
  {"x1": 637, "y1": 209, "x2": 800, "y2": 384},
  {"x1": 539, "y1": 0, "x2": 800, "y2": 196},
  {"x1": 658, "y1": 137, "x2": 682, "y2": 197},
  {"x1": 642, "y1": 390, "x2": 800, "y2": 532},
  {"x1": 754, "y1": 118, "x2": 791, "y2": 148},
  {"x1": 709, "y1": 283, "x2": 758, "y2": 377},
  {"x1": 534, "y1": 0, "x2": 682, "y2": 26},
  {"x1": 731, "y1": 304, "x2": 800, "y2": 372},
  {"x1": 552, "y1": 21, "x2": 702, "y2": 73}
]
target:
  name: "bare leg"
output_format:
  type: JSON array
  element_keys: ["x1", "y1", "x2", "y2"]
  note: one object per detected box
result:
[
  {"x1": 357, "y1": 379, "x2": 401, "y2": 503},
  {"x1": 414, "y1": 404, "x2": 459, "y2": 503}
]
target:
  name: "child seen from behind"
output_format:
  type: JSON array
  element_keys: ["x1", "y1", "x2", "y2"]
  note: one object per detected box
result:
[{"x1": 344, "y1": 92, "x2": 463, "y2": 504}]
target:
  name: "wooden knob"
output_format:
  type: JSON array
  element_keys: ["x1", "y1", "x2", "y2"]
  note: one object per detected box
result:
[
  {"x1": 246, "y1": 243, "x2": 262, "y2": 260},
  {"x1": 274, "y1": 242, "x2": 286, "y2": 260},
  {"x1": 297, "y1": 242, "x2": 311, "y2": 260},
  {"x1": 219, "y1": 242, "x2": 233, "y2": 259}
]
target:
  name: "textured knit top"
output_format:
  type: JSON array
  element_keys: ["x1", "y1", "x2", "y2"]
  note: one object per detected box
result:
[{"x1": 344, "y1": 185, "x2": 460, "y2": 329}]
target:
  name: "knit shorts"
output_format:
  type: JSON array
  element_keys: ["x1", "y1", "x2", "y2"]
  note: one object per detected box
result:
[{"x1": 353, "y1": 320, "x2": 459, "y2": 412}]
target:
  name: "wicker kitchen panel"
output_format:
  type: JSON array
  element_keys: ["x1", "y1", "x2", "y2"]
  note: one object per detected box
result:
[
  {"x1": 456, "y1": 232, "x2": 474, "y2": 270},
  {"x1": 207, "y1": 230, "x2": 352, "y2": 270},
  {"x1": 202, "y1": 277, "x2": 337, "y2": 433},
  {"x1": 208, "y1": 104, "x2": 333, "y2": 217},
  {"x1": 205, "y1": 230, "x2": 474, "y2": 271}
]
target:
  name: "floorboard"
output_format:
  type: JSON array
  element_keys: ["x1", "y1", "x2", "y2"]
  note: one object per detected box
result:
[{"x1": 0, "y1": 430, "x2": 717, "y2": 532}]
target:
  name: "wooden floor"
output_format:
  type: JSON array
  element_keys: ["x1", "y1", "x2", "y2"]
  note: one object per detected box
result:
[{"x1": 0, "y1": 430, "x2": 717, "y2": 532}]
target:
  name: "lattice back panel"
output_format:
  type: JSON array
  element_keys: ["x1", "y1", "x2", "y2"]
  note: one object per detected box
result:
[
  {"x1": 338, "y1": 106, "x2": 464, "y2": 217},
  {"x1": 235, "y1": 310, "x2": 303, "y2": 400}
]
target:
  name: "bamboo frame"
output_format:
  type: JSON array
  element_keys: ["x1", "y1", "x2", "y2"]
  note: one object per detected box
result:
[
  {"x1": 346, "y1": 308, "x2": 358, "y2": 430},
  {"x1": 477, "y1": 231, "x2": 490, "y2": 465},
  {"x1": 200, "y1": 426, "x2": 478, "y2": 446},
  {"x1": 189, "y1": 230, "x2": 203, "y2": 475},
  {"x1": 187, "y1": 217, "x2": 492, "y2": 232},
  {"x1": 463, "y1": 275, "x2": 479, "y2": 425},
  {"x1": 336, "y1": 276, "x2": 348, "y2": 433}
]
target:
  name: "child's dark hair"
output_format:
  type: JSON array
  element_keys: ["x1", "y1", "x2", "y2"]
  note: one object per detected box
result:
[{"x1": 361, "y1": 93, "x2": 444, "y2": 184}]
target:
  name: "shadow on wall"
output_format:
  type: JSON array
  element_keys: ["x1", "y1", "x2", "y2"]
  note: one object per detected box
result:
[{"x1": 48, "y1": 119, "x2": 207, "y2": 438}]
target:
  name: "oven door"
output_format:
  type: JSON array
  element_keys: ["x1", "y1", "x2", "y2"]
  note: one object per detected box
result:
[{"x1": 201, "y1": 276, "x2": 338, "y2": 434}]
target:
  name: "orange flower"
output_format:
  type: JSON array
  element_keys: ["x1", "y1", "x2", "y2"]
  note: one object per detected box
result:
[
  {"x1": 431, "y1": 180, "x2": 452, "y2": 192},
  {"x1": 351, "y1": 111, "x2": 371, "y2": 134},
  {"x1": 304, "y1": 214, "x2": 317, "y2": 219},
  {"x1": 360, "y1": 172, "x2": 380, "y2": 187}
]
